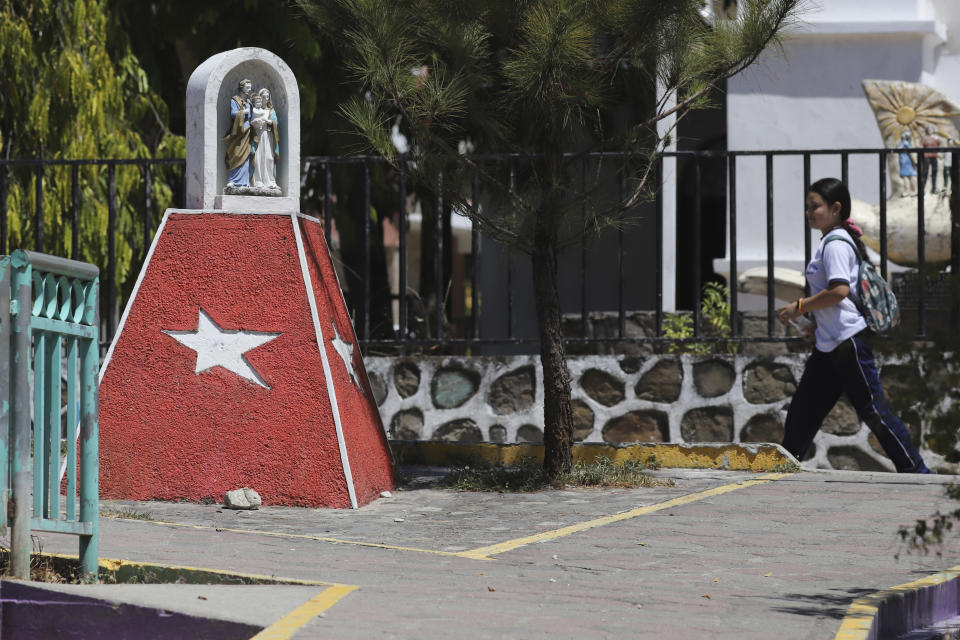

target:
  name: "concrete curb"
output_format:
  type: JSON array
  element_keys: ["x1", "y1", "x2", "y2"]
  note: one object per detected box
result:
[
  {"x1": 16, "y1": 551, "x2": 332, "y2": 585},
  {"x1": 835, "y1": 564, "x2": 960, "y2": 640},
  {"x1": 389, "y1": 440, "x2": 800, "y2": 472}
]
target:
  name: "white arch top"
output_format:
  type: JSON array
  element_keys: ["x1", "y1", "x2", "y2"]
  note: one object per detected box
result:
[{"x1": 185, "y1": 47, "x2": 300, "y2": 212}]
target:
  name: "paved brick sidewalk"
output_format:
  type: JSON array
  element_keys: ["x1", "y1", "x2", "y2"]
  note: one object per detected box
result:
[{"x1": 19, "y1": 469, "x2": 960, "y2": 639}]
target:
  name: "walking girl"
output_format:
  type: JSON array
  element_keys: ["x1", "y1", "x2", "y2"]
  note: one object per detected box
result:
[{"x1": 776, "y1": 178, "x2": 930, "y2": 473}]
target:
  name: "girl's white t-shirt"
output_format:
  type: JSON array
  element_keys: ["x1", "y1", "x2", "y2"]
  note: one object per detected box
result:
[{"x1": 805, "y1": 228, "x2": 867, "y2": 352}]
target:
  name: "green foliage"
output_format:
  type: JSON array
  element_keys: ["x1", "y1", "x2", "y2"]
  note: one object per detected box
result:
[
  {"x1": 663, "y1": 282, "x2": 738, "y2": 354},
  {"x1": 441, "y1": 455, "x2": 667, "y2": 492},
  {"x1": 302, "y1": 0, "x2": 802, "y2": 251},
  {"x1": 0, "y1": 0, "x2": 183, "y2": 300}
]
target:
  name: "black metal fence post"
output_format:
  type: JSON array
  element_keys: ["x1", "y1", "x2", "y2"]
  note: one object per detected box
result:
[
  {"x1": 71, "y1": 164, "x2": 80, "y2": 260},
  {"x1": 34, "y1": 164, "x2": 43, "y2": 251},
  {"x1": 917, "y1": 154, "x2": 927, "y2": 337},
  {"x1": 951, "y1": 149, "x2": 960, "y2": 331},
  {"x1": 766, "y1": 154, "x2": 775, "y2": 336},
  {"x1": 107, "y1": 163, "x2": 117, "y2": 338},
  {"x1": 728, "y1": 153, "x2": 737, "y2": 337}
]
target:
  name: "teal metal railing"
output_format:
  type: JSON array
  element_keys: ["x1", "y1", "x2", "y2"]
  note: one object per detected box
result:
[{"x1": 0, "y1": 250, "x2": 99, "y2": 582}]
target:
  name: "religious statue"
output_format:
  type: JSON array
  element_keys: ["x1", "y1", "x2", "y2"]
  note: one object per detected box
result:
[
  {"x1": 224, "y1": 80, "x2": 280, "y2": 196},
  {"x1": 224, "y1": 79, "x2": 254, "y2": 190},
  {"x1": 251, "y1": 88, "x2": 280, "y2": 192}
]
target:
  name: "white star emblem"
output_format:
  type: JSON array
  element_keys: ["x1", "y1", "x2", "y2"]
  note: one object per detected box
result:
[
  {"x1": 331, "y1": 324, "x2": 360, "y2": 387},
  {"x1": 163, "y1": 309, "x2": 281, "y2": 388}
]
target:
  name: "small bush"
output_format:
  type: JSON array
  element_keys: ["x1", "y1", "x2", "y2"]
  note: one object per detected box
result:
[{"x1": 440, "y1": 455, "x2": 668, "y2": 492}]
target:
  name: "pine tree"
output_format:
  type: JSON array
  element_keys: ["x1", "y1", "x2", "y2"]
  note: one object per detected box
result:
[
  {"x1": 300, "y1": 0, "x2": 802, "y2": 476},
  {"x1": 0, "y1": 0, "x2": 183, "y2": 305}
]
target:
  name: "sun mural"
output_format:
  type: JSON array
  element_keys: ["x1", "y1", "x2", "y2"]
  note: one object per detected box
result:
[
  {"x1": 862, "y1": 79, "x2": 960, "y2": 196},
  {"x1": 864, "y1": 79, "x2": 960, "y2": 146}
]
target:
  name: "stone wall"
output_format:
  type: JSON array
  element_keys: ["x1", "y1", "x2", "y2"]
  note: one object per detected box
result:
[{"x1": 366, "y1": 354, "x2": 949, "y2": 473}]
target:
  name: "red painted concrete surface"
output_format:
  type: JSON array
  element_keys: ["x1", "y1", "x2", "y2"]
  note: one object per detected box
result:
[{"x1": 99, "y1": 213, "x2": 394, "y2": 507}]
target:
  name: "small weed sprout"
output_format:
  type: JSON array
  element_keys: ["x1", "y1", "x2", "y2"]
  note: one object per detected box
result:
[
  {"x1": 100, "y1": 507, "x2": 155, "y2": 521},
  {"x1": 663, "y1": 282, "x2": 738, "y2": 354}
]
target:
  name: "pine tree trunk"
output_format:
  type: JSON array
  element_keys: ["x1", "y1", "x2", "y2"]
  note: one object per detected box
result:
[{"x1": 532, "y1": 215, "x2": 574, "y2": 478}]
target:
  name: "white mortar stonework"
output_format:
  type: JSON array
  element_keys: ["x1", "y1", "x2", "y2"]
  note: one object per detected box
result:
[
  {"x1": 185, "y1": 47, "x2": 300, "y2": 212},
  {"x1": 367, "y1": 354, "x2": 952, "y2": 473}
]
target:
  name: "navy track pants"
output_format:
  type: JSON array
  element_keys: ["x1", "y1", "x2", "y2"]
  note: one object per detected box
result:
[{"x1": 782, "y1": 333, "x2": 930, "y2": 473}]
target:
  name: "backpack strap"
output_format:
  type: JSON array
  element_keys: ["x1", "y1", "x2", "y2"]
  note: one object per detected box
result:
[{"x1": 822, "y1": 233, "x2": 862, "y2": 263}]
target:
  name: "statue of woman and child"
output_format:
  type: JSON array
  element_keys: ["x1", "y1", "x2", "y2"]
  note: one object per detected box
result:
[{"x1": 224, "y1": 78, "x2": 280, "y2": 195}]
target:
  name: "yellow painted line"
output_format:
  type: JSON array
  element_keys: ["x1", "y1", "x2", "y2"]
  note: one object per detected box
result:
[
  {"x1": 455, "y1": 473, "x2": 791, "y2": 560},
  {"x1": 249, "y1": 584, "x2": 359, "y2": 640},
  {"x1": 834, "y1": 564, "x2": 960, "y2": 640},
  {"x1": 102, "y1": 516, "x2": 466, "y2": 558}
]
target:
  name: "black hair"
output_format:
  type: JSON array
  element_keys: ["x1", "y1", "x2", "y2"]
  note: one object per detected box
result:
[{"x1": 808, "y1": 177, "x2": 871, "y2": 264}]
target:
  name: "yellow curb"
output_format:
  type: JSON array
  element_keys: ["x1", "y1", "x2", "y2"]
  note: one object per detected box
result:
[
  {"x1": 391, "y1": 441, "x2": 799, "y2": 473},
  {"x1": 834, "y1": 564, "x2": 960, "y2": 640},
  {"x1": 456, "y1": 472, "x2": 791, "y2": 559}
]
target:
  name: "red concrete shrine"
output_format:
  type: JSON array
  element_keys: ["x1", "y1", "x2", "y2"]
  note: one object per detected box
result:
[{"x1": 99, "y1": 211, "x2": 394, "y2": 508}]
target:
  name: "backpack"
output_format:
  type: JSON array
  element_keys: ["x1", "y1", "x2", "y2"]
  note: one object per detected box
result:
[{"x1": 822, "y1": 235, "x2": 901, "y2": 334}]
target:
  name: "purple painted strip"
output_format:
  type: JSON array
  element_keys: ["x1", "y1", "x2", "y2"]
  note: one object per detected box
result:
[
  {"x1": 1, "y1": 581, "x2": 262, "y2": 640},
  {"x1": 874, "y1": 574, "x2": 960, "y2": 639}
]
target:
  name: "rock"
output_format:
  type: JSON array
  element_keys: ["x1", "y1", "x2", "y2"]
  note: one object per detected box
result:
[
  {"x1": 602, "y1": 410, "x2": 668, "y2": 443},
  {"x1": 635, "y1": 360, "x2": 682, "y2": 402},
  {"x1": 224, "y1": 487, "x2": 260, "y2": 510},
  {"x1": 368, "y1": 370, "x2": 388, "y2": 406},
  {"x1": 680, "y1": 407, "x2": 734, "y2": 442},
  {"x1": 394, "y1": 361, "x2": 421, "y2": 398},
  {"x1": 619, "y1": 357, "x2": 643, "y2": 374},
  {"x1": 433, "y1": 418, "x2": 483, "y2": 442},
  {"x1": 390, "y1": 409, "x2": 424, "y2": 440},
  {"x1": 571, "y1": 400, "x2": 595, "y2": 441},
  {"x1": 743, "y1": 362, "x2": 796, "y2": 404},
  {"x1": 693, "y1": 360, "x2": 736, "y2": 398},
  {"x1": 826, "y1": 446, "x2": 888, "y2": 471},
  {"x1": 516, "y1": 425, "x2": 543, "y2": 443},
  {"x1": 489, "y1": 425, "x2": 507, "y2": 443},
  {"x1": 243, "y1": 488, "x2": 262, "y2": 508},
  {"x1": 432, "y1": 366, "x2": 480, "y2": 409},
  {"x1": 740, "y1": 413, "x2": 784, "y2": 443},
  {"x1": 380, "y1": 491, "x2": 393, "y2": 498},
  {"x1": 581, "y1": 369, "x2": 625, "y2": 407},
  {"x1": 880, "y1": 364, "x2": 924, "y2": 414},
  {"x1": 488, "y1": 366, "x2": 535, "y2": 415},
  {"x1": 821, "y1": 399, "x2": 860, "y2": 436}
]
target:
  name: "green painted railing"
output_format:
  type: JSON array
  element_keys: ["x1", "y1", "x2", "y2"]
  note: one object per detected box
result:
[{"x1": 0, "y1": 250, "x2": 99, "y2": 582}]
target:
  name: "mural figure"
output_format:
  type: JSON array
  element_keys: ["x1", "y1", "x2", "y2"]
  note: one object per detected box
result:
[
  {"x1": 251, "y1": 88, "x2": 280, "y2": 191},
  {"x1": 224, "y1": 79, "x2": 254, "y2": 189},
  {"x1": 897, "y1": 131, "x2": 917, "y2": 197},
  {"x1": 921, "y1": 124, "x2": 941, "y2": 193}
]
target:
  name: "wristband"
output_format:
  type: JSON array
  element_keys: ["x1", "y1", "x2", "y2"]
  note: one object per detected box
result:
[{"x1": 797, "y1": 297, "x2": 804, "y2": 314}]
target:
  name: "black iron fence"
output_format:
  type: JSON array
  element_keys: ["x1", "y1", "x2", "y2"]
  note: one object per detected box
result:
[{"x1": 1, "y1": 148, "x2": 958, "y2": 354}]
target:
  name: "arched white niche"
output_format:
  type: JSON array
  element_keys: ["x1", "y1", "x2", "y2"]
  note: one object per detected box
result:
[{"x1": 185, "y1": 47, "x2": 300, "y2": 212}]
